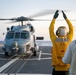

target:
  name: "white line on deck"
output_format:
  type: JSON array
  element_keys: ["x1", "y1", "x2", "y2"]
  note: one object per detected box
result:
[
  {"x1": 41, "y1": 53, "x2": 52, "y2": 55},
  {"x1": 38, "y1": 50, "x2": 42, "y2": 60},
  {"x1": 0, "y1": 57, "x2": 19, "y2": 72}
]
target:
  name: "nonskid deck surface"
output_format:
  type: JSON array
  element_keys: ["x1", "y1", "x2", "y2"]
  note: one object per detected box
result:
[{"x1": 0, "y1": 46, "x2": 53, "y2": 75}]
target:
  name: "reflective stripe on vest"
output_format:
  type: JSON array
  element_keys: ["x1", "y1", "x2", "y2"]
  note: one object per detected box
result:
[{"x1": 55, "y1": 38, "x2": 69, "y2": 42}]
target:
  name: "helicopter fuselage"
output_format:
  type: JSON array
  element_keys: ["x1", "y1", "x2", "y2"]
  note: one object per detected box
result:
[{"x1": 3, "y1": 24, "x2": 38, "y2": 56}]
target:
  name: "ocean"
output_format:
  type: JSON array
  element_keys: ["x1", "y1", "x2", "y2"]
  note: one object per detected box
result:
[{"x1": 36, "y1": 40, "x2": 52, "y2": 46}]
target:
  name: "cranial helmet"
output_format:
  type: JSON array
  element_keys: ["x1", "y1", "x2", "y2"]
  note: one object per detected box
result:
[{"x1": 56, "y1": 26, "x2": 68, "y2": 37}]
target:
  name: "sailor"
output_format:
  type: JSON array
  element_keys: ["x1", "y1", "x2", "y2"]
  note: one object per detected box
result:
[
  {"x1": 62, "y1": 40, "x2": 76, "y2": 75},
  {"x1": 49, "y1": 10, "x2": 74, "y2": 75}
]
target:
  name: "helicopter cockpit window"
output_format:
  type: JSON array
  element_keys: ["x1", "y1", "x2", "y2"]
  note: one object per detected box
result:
[
  {"x1": 21, "y1": 31, "x2": 29, "y2": 39},
  {"x1": 15, "y1": 32, "x2": 20, "y2": 38},
  {"x1": 6, "y1": 32, "x2": 14, "y2": 39}
]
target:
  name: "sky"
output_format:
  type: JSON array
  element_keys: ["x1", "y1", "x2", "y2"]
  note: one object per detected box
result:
[{"x1": 0, "y1": 0, "x2": 76, "y2": 41}]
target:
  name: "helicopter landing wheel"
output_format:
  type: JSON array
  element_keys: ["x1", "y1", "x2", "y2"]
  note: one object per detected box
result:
[
  {"x1": 5, "y1": 52, "x2": 8, "y2": 56},
  {"x1": 33, "y1": 50, "x2": 37, "y2": 56}
]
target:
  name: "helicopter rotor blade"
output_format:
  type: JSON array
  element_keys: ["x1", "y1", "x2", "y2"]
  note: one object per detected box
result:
[
  {"x1": 0, "y1": 9, "x2": 74, "y2": 23},
  {"x1": 29, "y1": 9, "x2": 55, "y2": 18},
  {"x1": 0, "y1": 18, "x2": 17, "y2": 21},
  {"x1": 4, "y1": 18, "x2": 76, "y2": 24},
  {"x1": 0, "y1": 19, "x2": 11, "y2": 20},
  {"x1": 29, "y1": 19, "x2": 76, "y2": 21},
  {"x1": 0, "y1": 16, "x2": 30, "y2": 21},
  {"x1": 29, "y1": 9, "x2": 68, "y2": 18}
]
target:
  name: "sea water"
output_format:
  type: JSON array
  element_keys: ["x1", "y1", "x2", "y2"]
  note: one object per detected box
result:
[{"x1": 36, "y1": 40, "x2": 52, "y2": 46}]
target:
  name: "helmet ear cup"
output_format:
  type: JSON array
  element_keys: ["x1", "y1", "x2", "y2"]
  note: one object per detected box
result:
[
  {"x1": 56, "y1": 28, "x2": 68, "y2": 36},
  {"x1": 56, "y1": 30, "x2": 59, "y2": 36}
]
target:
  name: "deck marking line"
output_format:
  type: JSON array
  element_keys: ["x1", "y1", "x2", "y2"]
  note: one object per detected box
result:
[
  {"x1": 38, "y1": 50, "x2": 42, "y2": 60},
  {"x1": 41, "y1": 53, "x2": 52, "y2": 55},
  {"x1": 0, "y1": 57, "x2": 19, "y2": 72}
]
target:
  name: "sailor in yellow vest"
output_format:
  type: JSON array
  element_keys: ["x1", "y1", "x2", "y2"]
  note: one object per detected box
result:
[{"x1": 49, "y1": 10, "x2": 74, "y2": 75}]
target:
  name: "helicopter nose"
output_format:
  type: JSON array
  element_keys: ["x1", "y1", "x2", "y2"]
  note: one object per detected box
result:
[
  {"x1": 12, "y1": 42, "x2": 18, "y2": 47},
  {"x1": 11, "y1": 42, "x2": 19, "y2": 51}
]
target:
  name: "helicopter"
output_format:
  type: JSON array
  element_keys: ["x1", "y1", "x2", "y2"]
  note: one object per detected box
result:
[
  {"x1": 0, "y1": 10, "x2": 70, "y2": 56},
  {"x1": 0, "y1": 16, "x2": 45, "y2": 56}
]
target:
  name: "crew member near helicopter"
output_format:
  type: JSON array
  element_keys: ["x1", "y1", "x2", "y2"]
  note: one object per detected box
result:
[{"x1": 49, "y1": 10, "x2": 74, "y2": 75}]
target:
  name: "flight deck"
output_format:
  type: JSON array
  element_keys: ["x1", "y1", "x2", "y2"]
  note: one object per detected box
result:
[{"x1": 0, "y1": 45, "x2": 53, "y2": 75}]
